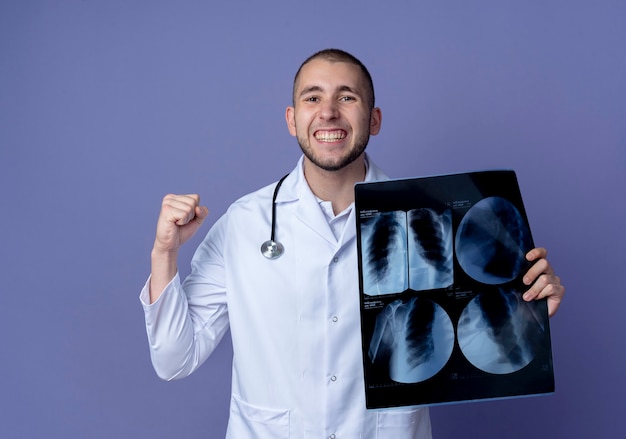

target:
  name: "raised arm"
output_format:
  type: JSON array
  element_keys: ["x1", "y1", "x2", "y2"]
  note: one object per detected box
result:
[{"x1": 150, "y1": 194, "x2": 209, "y2": 303}]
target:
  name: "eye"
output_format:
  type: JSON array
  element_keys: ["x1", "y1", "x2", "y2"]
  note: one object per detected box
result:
[
  {"x1": 304, "y1": 96, "x2": 320, "y2": 103},
  {"x1": 339, "y1": 95, "x2": 356, "y2": 102}
]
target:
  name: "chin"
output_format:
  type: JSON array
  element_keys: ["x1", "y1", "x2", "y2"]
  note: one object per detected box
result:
[{"x1": 309, "y1": 153, "x2": 361, "y2": 172}]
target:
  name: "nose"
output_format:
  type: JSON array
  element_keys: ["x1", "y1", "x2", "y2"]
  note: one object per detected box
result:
[{"x1": 318, "y1": 99, "x2": 338, "y2": 120}]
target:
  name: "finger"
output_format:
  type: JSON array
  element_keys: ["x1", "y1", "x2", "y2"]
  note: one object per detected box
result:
[
  {"x1": 547, "y1": 286, "x2": 566, "y2": 317},
  {"x1": 523, "y1": 275, "x2": 565, "y2": 313},
  {"x1": 193, "y1": 205, "x2": 209, "y2": 225},
  {"x1": 523, "y1": 273, "x2": 559, "y2": 300},
  {"x1": 163, "y1": 194, "x2": 200, "y2": 213},
  {"x1": 533, "y1": 279, "x2": 565, "y2": 317},
  {"x1": 523, "y1": 273, "x2": 544, "y2": 301},
  {"x1": 522, "y1": 258, "x2": 552, "y2": 285},
  {"x1": 525, "y1": 247, "x2": 547, "y2": 262},
  {"x1": 161, "y1": 194, "x2": 201, "y2": 226},
  {"x1": 541, "y1": 275, "x2": 562, "y2": 300}
]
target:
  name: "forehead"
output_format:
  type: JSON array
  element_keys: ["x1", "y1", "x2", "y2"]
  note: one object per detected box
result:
[{"x1": 294, "y1": 59, "x2": 368, "y2": 94}]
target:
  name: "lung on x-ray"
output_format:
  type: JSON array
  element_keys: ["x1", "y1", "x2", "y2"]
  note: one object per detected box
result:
[
  {"x1": 368, "y1": 297, "x2": 455, "y2": 383},
  {"x1": 360, "y1": 208, "x2": 454, "y2": 295},
  {"x1": 355, "y1": 170, "x2": 554, "y2": 409}
]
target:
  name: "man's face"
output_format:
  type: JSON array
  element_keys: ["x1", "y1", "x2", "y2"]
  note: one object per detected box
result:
[{"x1": 286, "y1": 59, "x2": 381, "y2": 172}]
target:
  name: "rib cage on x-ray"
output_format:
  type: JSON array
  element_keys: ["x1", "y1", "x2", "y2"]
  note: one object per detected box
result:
[
  {"x1": 361, "y1": 209, "x2": 453, "y2": 296},
  {"x1": 407, "y1": 208, "x2": 453, "y2": 291},
  {"x1": 361, "y1": 211, "x2": 408, "y2": 295},
  {"x1": 457, "y1": 288, "x2": 545, "y2": 374},
  {"x1": 368, "y1": 297, "x2": 454, "y2": 383}
]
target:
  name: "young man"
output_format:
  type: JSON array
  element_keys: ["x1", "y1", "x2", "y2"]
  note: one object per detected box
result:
[{"x1": 141, "y1": 49, "x2": 565, "y2": 438}]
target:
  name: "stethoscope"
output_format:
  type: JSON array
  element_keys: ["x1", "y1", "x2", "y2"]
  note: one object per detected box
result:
[{"x1": 260, "y1": 173, "x2": 290, "y2": 259}]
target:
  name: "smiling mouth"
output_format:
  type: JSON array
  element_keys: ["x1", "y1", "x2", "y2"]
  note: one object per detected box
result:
[{"x1": 314, "y1": 130, "x2": 346, "y2": 142}]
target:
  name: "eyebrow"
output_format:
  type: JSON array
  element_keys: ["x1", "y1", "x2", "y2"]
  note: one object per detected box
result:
[{"x1": 298, "y1": 85, "x2": 361, "y2": 99}]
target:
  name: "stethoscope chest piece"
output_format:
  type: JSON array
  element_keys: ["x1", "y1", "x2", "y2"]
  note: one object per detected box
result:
[
  {"x1": 261, "y1": 239, "x2": 284, "y2": 259},
  {"x1": 261, "y1": 173, "x2": 290, "y2": 260}
]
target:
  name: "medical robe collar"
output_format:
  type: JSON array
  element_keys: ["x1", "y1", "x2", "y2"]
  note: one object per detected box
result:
[{"x1": 273, "y1": 154, "x2": 388, "y2": 246}]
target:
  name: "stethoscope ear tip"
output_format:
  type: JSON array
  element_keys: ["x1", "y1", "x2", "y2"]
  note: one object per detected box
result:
[{"x1": 261, "y1": 240, "x2": 284, "y2": 259}]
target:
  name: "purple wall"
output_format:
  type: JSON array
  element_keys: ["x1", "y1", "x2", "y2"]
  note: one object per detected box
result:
[{"x1": 1, "y1": 1, "x2": 624, "y2": 437}]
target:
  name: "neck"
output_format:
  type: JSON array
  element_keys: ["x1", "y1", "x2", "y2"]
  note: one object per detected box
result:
[{"x1": 303, "y1": 154, "x2": 367, "y2": 215}]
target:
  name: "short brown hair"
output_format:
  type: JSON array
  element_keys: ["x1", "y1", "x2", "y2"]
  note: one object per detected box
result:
[{"x1": 292, "y1": 48, "x2": 376, "y2": 109}]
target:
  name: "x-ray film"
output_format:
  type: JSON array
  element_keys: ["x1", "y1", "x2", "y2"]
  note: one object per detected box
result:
[{"x1": 355, "y1": 170, "x2": 554, "y2": 409}]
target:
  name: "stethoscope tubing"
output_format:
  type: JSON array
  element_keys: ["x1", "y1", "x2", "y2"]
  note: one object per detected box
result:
[{"x1": 260, "y1": 173, "x2": 290, "y2": 259}]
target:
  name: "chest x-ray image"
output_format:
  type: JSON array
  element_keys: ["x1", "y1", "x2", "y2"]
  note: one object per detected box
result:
[
  {"x1": 455, "y1": 196, "x2": 533, "y2": 285},
  {"x1": 360, "y1": 211, "x2": 408, "y2": 295},
  {"x1": 355, "y1": 171, "x2": 554, "y2": 409},
  {"x1": 360, "y1": 208, "x2": 453, "y2": 296},
  {"x1": 368, "y1": 297, "x2": 454, "y2": 384},
  {"x1": 457, "y1": 288, "x2": 545, "y2": 374},
  {"x1": 407, "y1": 208, "x2": 454, "y2": 291}
]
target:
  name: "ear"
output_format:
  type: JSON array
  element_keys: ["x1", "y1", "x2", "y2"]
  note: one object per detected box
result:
[
  {"x1": 369, "y1": 107, "x2": 382, "y2": 135},
  {"x1": 285, "y1": 106, "x2": 297, "y2": 137}
]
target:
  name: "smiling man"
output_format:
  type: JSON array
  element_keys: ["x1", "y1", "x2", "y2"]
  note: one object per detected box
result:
[
  {"x1": 286, "y1": 53, "x2": 382, "y2": 216},
  {"x1": 141, "y1": 48, "x2": 565, "y2": 439}
]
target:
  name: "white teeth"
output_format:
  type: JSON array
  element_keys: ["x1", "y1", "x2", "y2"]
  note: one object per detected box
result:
[{"x1": 315, "y1": 131, "x2": 346, "y2": 141}]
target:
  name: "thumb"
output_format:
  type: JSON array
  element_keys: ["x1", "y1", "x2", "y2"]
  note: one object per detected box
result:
[
  {"x1": 194, "y1": 205, "x2": 209, "y2": 224},
  {"x1": 177, "y1": 205, "x2": 209, "y2": 245}
]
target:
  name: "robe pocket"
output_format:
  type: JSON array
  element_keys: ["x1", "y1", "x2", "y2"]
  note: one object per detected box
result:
[
  {"x1": 375, "y1": 406, "x2": 431, "y2": 438},
  {"x1": 228, "y1": 394, "x2": 290, "y2": 438}
]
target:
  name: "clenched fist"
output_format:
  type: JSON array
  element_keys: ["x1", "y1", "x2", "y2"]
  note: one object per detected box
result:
[
  {"x1": 150, "y1": 194, "x2": 209, "y2": 303},
  {"x1": 153, "y1": 194, "x2": 209, "y2": 254}
]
